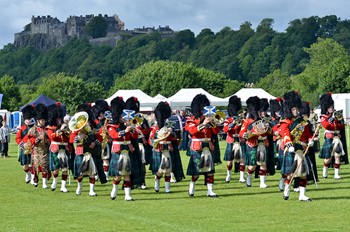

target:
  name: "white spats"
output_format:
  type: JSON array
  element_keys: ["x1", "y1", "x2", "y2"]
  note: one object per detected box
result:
[
  {"x1": 334, "y1": 168, "x2": 341, "y2": 179},
  {"x1": 170, "y1": 172, "x2": 176, "y2": 183},
  {"x1": 206, "y1": 183, "x2": 218, "y2": 197},
  {"x1": 246, "y1": 173, "x2": 252, "y2": 187},
  {"x1": 154, "y1": 178, "x2": 160, "y2": 192},
  {"x1": 299, "y1": 187, "x2": 311, "y2": 202},
  {"x1": 89, "y1": 183, "x2": 97, "y2": 196},
  {"x1": 239, "y1": 171, "x2": 246, "y2": 183},
  {"x1": 225, "y1": 170, "x2": 231, "y2": 183},
  {"x1": 51, "y1": 177, "x2": 58, "y2": 191},
  {"x1": 110, "y1": 184, "x2": 118, "y2": 200},
  {"x1": 278, "y1": 178, "x2": 285, "y2": 191},
  {"x1": 76, "y1": 182, "x2": 82, "y2": 195},
  {"x1": 259, "y1": 175, "x2": 268, "y2": 188},
  {"x1": 165, "y1": 182, "x2": 171, "y2": 193},
  {"x1": 283, "y1": 183, "x2": 290, "y2": 200},
  {"x1": 60, "y1": 180, "x2": 68, "y2": 193},
  {"x1": 188, "y1": 181, "x2": 195, "y2": 197},
  {"x1": 42, "y1": 178, "x2": 48, "y2": 189},
  {"x1": 25, "y1": 172, "x2": 31, "y2": 184},
  {"x1": 322, "y1": 166, "x2": 328, "y2": 178},
  {"x1": 124, "y1": 188, "x2": 133, "y2": 201}
]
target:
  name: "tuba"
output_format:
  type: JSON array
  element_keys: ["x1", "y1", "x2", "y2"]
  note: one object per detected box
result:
[{"x1": 69, "y1": 111, "x2": 90, "y2": 144}]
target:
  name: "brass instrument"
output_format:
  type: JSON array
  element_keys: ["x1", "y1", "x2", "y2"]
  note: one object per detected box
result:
[
  {"x1": 262, "y1": 116, "x2": 272, "y2": 124},
  {"x1": 213, "y1": 110, "x2": 226, "y2": 125},
  {"x1": 250, "y1": 120, "x2": 269, "y2": 136},
  {"x1": 334, "y1": 110, "x2": 343, "y2": 121},
  {"x1": 69, "y1": 111, "x2": 90, "y2": 144},
  {"x1": 290, "y1": 120, "x2": 307, "y2": 144},
  {"x1": 24, "y1": 140, "x2": 31, "y2": 155},
  {"x1": 205, "y1": 110, "x2": 226, "y2": 127},
  {"x1": 131, "y1": 113, "x2": 144, "y2": 127},
  {"x1": 233, "y1": 115, "x2": 243, "y2": 126}
]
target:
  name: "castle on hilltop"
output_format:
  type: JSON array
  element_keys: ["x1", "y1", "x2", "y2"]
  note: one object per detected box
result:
[{"x1": 14, "y1": 14, "x2": 174, "y2": 50}]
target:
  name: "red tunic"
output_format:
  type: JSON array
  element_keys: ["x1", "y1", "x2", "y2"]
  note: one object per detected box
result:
[
  {"x1": 223, "y1": 117, "x2": 241, "y2": 143},
  {"x1": 16, "y1": 125, "x2": 30, "y2": 145},
  {"x1": 108, "y1": 123, "x2": 138, "y2": 153},
  {"x1": 239, "y1": 118, "x2": 270, "y2": 147},
  {"x1": 185, "y1": 117, "x2": 220, "y2": 151},
  {"x1": 320, "y1": 114, "x2": 345, "y2": 139},
  {"x1": 149, "y1": 125, "x2": 176, "y2": 152}
]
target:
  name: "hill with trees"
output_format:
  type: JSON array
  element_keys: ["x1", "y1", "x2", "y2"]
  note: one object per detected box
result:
[{"x1": 1, "y1": 15, "x2": 350, "y2": 112}]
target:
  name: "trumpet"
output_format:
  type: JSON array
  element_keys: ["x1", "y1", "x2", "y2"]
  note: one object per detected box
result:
[
  {"x1": 334, "y1": 110, "x2": 343, "y2": 121},
  {"x1": 233, "y1": 115, "x2": 243, "y2": 126},
  {"x1": 206, "y1": 110, "x2": 226, "y2": 127},
  {"x1": 213, "y1": 110, "x2": 226, "y2": 124},
  {"x1": 131, "y1": 113, "x2": 144, "y2": 127}
]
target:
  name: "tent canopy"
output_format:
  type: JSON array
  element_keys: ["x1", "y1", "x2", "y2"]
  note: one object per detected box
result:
[
  {"x1": 167, "y1": 88, "x2": 226, "y2": 109},
  {"x1": 153, "y1": 93, "x2": 167, "y2": 101},
  {"x1": 105, "y1": 89, "x2": 159, "y2": 111},
  {"x1": 19, "y1": 94, "x2": 66, "y2": 111},
  {"x1": 225, "y1": 88, "x2": 276, "y2": 106}
]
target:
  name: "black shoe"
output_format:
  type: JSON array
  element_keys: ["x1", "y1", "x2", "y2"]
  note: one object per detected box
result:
[
  {"x1": 283, "y1": 195, "x2": 289, "y2": 200},
  {"x1": 188, "y1": 192, "x2": 194, "y2": 197}
]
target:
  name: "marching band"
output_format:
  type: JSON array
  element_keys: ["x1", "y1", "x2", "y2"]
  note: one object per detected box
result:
[{"x1": 14, "y1": 91, "x2": 348, "y2": 202}]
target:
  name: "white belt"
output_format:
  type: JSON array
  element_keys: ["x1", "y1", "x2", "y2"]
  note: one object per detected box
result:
[
  {"x1": 51, "y1": 142, "x2": 68, "y2": 145},
  {"x1": 159, "y1": 141, "x2": 171, "y2": 145},
  {"x1": 113, "y1": 141, "x2": 131, "y2": 145},
  {"x1": 231, "y1": 134, "x2": 239, "y2": 137},
  {"x1": 258, "y1": 136, "x2": 267, "y2": 140},
  {"x1": 192, "y1": 138, "x2": 211, "y2": 142},
  {"x1": 325, "y1": 130, "x2": 340, "y2": 134}
]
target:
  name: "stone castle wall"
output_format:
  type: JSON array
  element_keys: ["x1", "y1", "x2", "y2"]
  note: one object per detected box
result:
[{"x1": 14, "y1": 14, "x2": 174, "y2": 50}]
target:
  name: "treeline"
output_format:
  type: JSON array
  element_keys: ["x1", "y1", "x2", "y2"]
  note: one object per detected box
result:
[{"x1": 1, "y1": 15, "x2": 350, "y2": 112}]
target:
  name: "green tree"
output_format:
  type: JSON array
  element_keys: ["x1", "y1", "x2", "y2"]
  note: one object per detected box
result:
[
  {"x1": 85, "y1": 15, "x2": 108, "y2": 38},
  {"x1": 110, "y1": 61, "x2": 242, "y2": 98},
  {"x1": 255, "y1": 69, "x2": 291, "y2": 98},
  {"x1": 0, "y1": 75, "x2": 21, "y2": 111},
  {"x1": 34, "y1": 73, "x2": 107, "y2": 114},
  {"x1": 294, "y1": 38, "x2": 350, "y2": 105}
]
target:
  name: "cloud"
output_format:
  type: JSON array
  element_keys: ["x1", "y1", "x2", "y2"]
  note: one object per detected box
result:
[{"x1": 1, "y1": 0, "x2": 350, "y2": 48}]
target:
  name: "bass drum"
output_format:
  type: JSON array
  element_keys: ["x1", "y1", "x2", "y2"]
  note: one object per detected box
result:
[{"x1": 167, "y1": 114, "x2": 184, "y2": 145}]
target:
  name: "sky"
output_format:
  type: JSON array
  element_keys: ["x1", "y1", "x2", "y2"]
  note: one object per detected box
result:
[{"x1": 1, "y1": 0, "x2": 350, "y2": 49}]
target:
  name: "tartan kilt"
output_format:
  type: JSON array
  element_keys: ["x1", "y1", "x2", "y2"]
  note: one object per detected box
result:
[
  {"x1": 212, "y1": 134, "x2": 221, "y2": 165},
  {"x1": 49, "y1": 145, "x2": 70, "y2": 171},
  {"x1": 18, "y1": 149, "x2": 31, "y2": 166},
  {"x1": 108, "y1": 152, "x2": 122, "y2": 177},
  {"x1": 143, "y1": 143, "x2": 153, "y2": 165},
  {"x1": 281, "y1": 151, "x2": 294, "y2": 175},
  {"x1": 73, "y1": 154, "x2": 95, "y2": 179},
  {"x1": 171, "y1": 142, "x2": 185, "y2": 182},
  {"x1": 223, "y1": 143, "x2": 234, "y2": 161},
  {"x1": 186, "y1": 143, "x2": 215, "y2": 176},
  {"x1": 244, "y1": 146, "x2": 257, "y2": 166},
  {"x1": 108, "y1": 144, "x2": 130, "y2": 177},
  {"x1": 276, "y1": 148, "x2": 284, "y2": 170},
  {"x1": 129, "y1": 139, "x2": 144, "y2": 187},
  {"x1": 151, "y1": 150, "x2": 163, "y2": 174},
  {"x1": 319, "y1": 137, "x2": 333, "y2": 159}
]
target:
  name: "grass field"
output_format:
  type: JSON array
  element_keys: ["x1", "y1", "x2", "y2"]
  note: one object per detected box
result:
[{"x1": 1, "y1": 134, "x2": 350, "y2": 232}]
